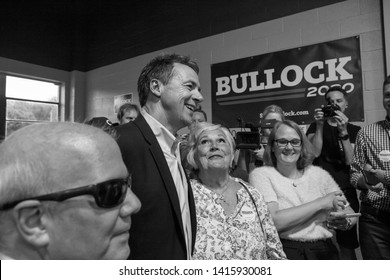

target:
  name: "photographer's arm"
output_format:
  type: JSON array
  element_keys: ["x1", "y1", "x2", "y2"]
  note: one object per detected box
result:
[
  {"x1": 307, "y1": 108, "x2": 324, "y2": 157},
  {"x1": 334, "y1": 111, "x2": 354, "y2": 165},
  {"x1": 340, "y1": 137, "x2": 354, "y2": 165}
]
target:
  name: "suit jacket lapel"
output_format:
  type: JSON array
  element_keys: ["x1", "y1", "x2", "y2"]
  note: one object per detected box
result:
[
  {"x1": 186, "y1": 173, "x2": 197, "y2": 253},
  {"x1": 133, "y1": 115, "x2": 186, "y2": 239}
]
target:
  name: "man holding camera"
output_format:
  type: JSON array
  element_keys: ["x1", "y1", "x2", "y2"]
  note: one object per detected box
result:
[{"x1": 307, "y1": 86, "x2": 361, "y2": 259}]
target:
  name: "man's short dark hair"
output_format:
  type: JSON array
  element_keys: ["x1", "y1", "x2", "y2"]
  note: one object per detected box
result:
[
  {"x1": 324, "y1": 86, "x2": 348, "y2": 102},
  {"x1": 137, "y1": 54, "x2": 199, "y2": 107},
  {"x1": 117, "y1": 103, "x2": 140, "y2": 121}
]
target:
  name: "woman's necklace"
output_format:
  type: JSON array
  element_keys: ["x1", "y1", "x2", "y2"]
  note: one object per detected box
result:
[
  {"x1": 291, "y1": 170, "x2": 302, "y2": 188},
  {"x1": 207, "y1": 178, "x2": 231, "y2": 205},
  {"x1": 215, "y1": 181, "x2": 230, "y2": 205}
]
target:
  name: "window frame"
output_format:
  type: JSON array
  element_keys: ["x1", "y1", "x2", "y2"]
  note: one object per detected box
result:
[{"x1": 0, "y1": 73, "x2": 63, "y2": 139}]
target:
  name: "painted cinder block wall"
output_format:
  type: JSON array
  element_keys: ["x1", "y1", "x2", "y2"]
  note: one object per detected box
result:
[{"x1": 86, "y1": 0, "x2": 384, "y2": 130}]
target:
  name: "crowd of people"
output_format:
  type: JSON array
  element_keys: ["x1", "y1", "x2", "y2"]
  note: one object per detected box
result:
[{"x1": 0, "y1": 53, "x2": 389, "y2": 260}]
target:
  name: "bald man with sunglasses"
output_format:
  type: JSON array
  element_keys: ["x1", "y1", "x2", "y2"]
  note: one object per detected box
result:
[{"x1": 0, "y1": 122, "x2": 141, "y2": 260}]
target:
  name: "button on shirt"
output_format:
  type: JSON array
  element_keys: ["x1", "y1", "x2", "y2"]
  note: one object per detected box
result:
[{"x1": 141, "y1": 110, "x2": 192, "y2": 259}]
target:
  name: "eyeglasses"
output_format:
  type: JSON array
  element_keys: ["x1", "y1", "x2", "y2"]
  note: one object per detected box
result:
[
  {"x1": 0, "y1": 175, "x2": 131, "y2": 211},
  {"x1": 274, "y1": 138, "x2": 302, "y2": 147}
]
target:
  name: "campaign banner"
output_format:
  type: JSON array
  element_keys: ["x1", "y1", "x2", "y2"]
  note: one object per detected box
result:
[{"x1": 211, "y1": 36, "x2": 363, "y2": 128}]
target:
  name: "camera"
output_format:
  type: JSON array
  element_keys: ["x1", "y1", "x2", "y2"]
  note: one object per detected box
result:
[
  {"x1": 235, "y1": 122, "x2": 260, "y2": 149},
  {"x1": 260, "y1": 118, "x2": 277, "y2": 129},
  {"x1": 235, "y1": 131, "x2": 260, "y2": 149},
  {"x1": 235, "y1": 118, "x2": 278, "y2": 149},
  {"x1": 322, "y1": 104, "x2": 340, "y2": 118}
]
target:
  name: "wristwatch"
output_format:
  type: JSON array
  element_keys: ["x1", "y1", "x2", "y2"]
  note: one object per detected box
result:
[{"x1": 338, "y1": 134, "x2": 349, "y2": 140}]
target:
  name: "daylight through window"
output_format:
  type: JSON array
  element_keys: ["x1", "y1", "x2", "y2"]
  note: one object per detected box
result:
[{"x1": 4, "y1": 76, "x2": 60, "y2": 137}]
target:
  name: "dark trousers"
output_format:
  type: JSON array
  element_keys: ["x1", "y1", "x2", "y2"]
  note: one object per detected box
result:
[
  {"x1": 359, "y1": 205, "x2": 390, "y2": 260},
  {"x1": 281, "y1": 239, "x2": 339, "y2": 260}
]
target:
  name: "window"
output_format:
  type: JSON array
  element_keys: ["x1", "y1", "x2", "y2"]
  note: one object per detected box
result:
[{"x1": 0, "y1": 75, "x2": 61, "y2": 139}]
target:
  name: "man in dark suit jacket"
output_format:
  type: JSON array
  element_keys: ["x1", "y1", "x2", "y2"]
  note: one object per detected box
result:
[{"x1": 115, "y1": 54, "x2": 203, "y2": 259}]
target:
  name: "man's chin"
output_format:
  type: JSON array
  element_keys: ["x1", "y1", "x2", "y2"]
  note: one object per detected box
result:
[
  {"x1": 181, "y1": 116, "x2": 192, "y2": 127},
  {"x1": 105, "y1": 246, "x2": 130, "y2": 260}
]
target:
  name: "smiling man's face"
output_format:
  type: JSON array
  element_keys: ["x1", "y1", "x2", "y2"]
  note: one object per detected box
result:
[{"x1": 160, "y1": 63, "x2": 203, "y2": 133}]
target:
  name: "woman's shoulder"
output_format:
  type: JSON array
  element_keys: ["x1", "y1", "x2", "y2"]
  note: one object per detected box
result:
[
  {"x1": 233, "y1": 177, "x2": 264, "y2": 199},
  {"x1": 250, "y1": 165, "x2": 276, "y2": 176},
  {"x1": 249, "y1": 166, "x2": 280, "y2": 184},
  {"x1": 303, "y1": 165, "x2": 330, "y2": 177},
  {"x1": 233, "y1": 177, "x2": 254, "y2": 188},
  {"x1": 190, "y1": 178, "x2": 205, "y2": 190}
]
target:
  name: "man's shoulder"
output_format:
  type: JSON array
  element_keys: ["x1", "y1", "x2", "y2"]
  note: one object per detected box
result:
[
  {"x1": 360, "y1": 120, "x2": 385, "y2": 133},
  {"x1": 115, "y1": 122, "x2": 150, "y2": 151},
  {"x1": 115, "y1": 122, "x2": 140, "y2": 139},
  {"x1": 115, "y1": 116, "x2": 151, "y2": 137}
]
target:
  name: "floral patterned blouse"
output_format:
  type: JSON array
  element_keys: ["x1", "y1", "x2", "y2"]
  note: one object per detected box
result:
[{"x1": 191, "y1": 177, "x2": 286, "y2": 260}]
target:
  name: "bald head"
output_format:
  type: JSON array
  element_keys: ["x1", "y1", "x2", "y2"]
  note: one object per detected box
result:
[
  {"x1": 0, "y1": 122, "x2": 127, "y2": 206},
  {"x1": 0, "y1": 122, "x2": 141, "y2": 260}
]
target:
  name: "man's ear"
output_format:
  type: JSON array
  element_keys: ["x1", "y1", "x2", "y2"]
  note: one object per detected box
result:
[
  {"x1": 149, "y1": 79, "x2": 162, "y2": 98},
  {"x1": 13, "y1": 201, "x2": 50, "y2": 247}
]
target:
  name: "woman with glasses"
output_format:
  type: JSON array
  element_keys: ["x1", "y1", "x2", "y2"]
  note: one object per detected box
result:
[
  {"x1": 185, "y1": 122, "x2": 286, "y2": 260},
  {"x1": 249, "y1": 120, "x2": 358, "y2": 260}
]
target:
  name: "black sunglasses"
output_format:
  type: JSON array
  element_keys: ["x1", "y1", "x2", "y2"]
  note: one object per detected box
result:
[{"x1": 0, "y1": 175, "x2": 131, "y2": 211}]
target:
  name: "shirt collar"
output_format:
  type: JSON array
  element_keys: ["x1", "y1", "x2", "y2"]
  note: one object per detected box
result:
[{"x1": 141, "y1": 109, "x2": 178, "y2": 156}]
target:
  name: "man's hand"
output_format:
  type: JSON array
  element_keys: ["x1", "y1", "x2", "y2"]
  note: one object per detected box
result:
[
  {"x1": 313, "y1": 108, "x2": 325, "y2": 123},
  {"x1": 359, "y1": 164, "x2": 385, "y2": 192},
  {"x1": 327, "y1": 212, "x2": 358, "y2": 231},
  {"x1": 333, "y1": 110, "x2": 349, "y2": 136}
]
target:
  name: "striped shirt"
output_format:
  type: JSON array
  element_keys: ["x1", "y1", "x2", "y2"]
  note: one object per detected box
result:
[{"x1": 350, "y1": 118, "x2": 390, "y2": 211}]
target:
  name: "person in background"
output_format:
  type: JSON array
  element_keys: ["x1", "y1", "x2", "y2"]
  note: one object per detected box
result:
[
  {"x1": 85, "y1": 116, "x2": 115, "y2": 134},
  {"x1": 178, "y1": 107, "x2": 208, "y2": 144},
  {"x1": 186, "y1": 122, "x2": 286, "y2": 260},
  {"x1": 249, "y1": 120, "x2": 358, "y2": 260},
  {"x1": 236, "y1": 105, "x2": 285, "y2": 175},
  {"x1": 307, "y1": 86, "x2": 361, "y2": 259},
  {"x1": 0, "y1": 122, "x2": 141, "y2": 260},
  {"x1": 117, "y1": 103, "x2": 140, "y2": 125},
  {"x1": 254, "y1": 105, "x2": 286, "y2": 168},
  {"x1": 115, "y1": 53, "x2": 203, "y2": 259},
  {"x1": 180, "y1": 107, "x2": 208, "y2": 177},
  {"x1": 188, "y1": 108, "x2": 207, "y2": 132},
  {"x1": 350, "y1": 75, "x2": 390, "y2": 259}
]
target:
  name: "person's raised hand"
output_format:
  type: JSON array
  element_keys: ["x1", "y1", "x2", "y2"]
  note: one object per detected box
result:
[{"x1": 319, "y1": 191, "x2": 346, "y2": 211}]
